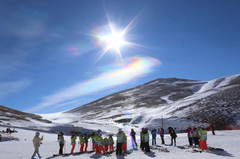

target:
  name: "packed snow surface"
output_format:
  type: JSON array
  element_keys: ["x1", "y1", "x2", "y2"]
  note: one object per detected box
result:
[{"x1": 0, "y1": 126, "x2": 240, "y2": 159}]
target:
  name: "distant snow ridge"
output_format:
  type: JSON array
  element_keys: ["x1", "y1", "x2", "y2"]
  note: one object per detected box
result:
[
  {"x1": 199, "y1": 74, "x2": 240, "y2": 93},
  {"x1": 0, "y1": 74, "x2": 239, "y2": 133},
  {"x1": 57, "y1": 74, "x2": 240, "y2": 132}
]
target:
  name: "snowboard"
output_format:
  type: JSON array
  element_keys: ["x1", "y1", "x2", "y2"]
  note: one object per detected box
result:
[{"x1": 208, "y1": 146, "x2": 224, "y2": 151}]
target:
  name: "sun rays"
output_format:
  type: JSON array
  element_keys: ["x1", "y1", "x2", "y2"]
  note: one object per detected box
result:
[{"x1": 90, "y1": 12, "x2": 143, "y2": 64}]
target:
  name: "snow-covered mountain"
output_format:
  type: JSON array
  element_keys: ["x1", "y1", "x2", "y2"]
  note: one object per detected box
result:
[
  {"x1": 41, "y1": 74, "x2": 240, "y2": 132},
  {"x1": 0, "y1": 105, "x2": 51, "y2": 127},
  {"x1": 0, "y1": 74, "x2": 239, "y2": 133}
]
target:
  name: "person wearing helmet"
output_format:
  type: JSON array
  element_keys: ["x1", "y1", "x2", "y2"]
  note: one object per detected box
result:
[
  {"x1": 141, "y1": 128, "x2": 150, "y2": 152},
  {"x1": 97, "y1": 129, "x2": 101, "y2": 134},
  {"x1": 103, "y1": 137, "x2": 109, "y2": 152},
  {"x1": 31, "y1": 132, "x2": 43, "y2": 159},
  {"x1": 96, "y1": 133, "x2": 105, "y2": 154},
  {"x1": 91, "y1": 132, "x2": 97, "y2": 151},
  {"x1": 79, "y1": 134, "x2": 85, "y2": 152},
  {"x1": 116, "y1": 128, "x2": 125, "y2": 155},
  {"x1": 94, "y1": 133, "x2": 99, "y2": 153},
  {"x1": 199, "y1": 127, "x2": 208, "y2": 151},
  {"x1": 198, "y1": 126, "x2": 203, "y2": 150},
  {"x1": 122, "y1": 132, "x2": 127, "y2": 154},
  {"x1": 70, "y1": 134, "x2": 77, "y2": 154},
  {"x1": 58, "y1": 132, "x2": 64, "y2": 155},
  {"x1": 108, "y1": 134, "x2": 114, "y2": 152},
  {"x1": 83, "y1": 132, "x2": 89, "y2": 152},
  {"x1": 193, "y1": 126, "x2": 199, "y2": 146}
]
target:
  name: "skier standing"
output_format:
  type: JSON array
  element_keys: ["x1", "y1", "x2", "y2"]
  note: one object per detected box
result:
[
  {"x1": 70, "y1": 134, "x2": 77, "y2": 154},
  {"x1": 198, "y1": 127, "x2": 208, "y2": 151},
  {"x1": 108, "y1": 134, "x2": 114, "y2": 152},
  {"x1": 0, "y1": 134, "x2": 2, "y2": 142},
  {"x1": 91, "y1": 132, "x2": 97, "y2": 151},
  {"x1": 31, "y1": 132, "x2": 43, "y2": 159},
  {"x1": 58, "y1": 132, "x2": 64, "y2": 155},
  {"x1": 187, "y1": 127, "x2": 193, "y2": 146},
  {"x1": 141, "y1": 128, "x2": 150, "y2": 152},
  {"x1": 159, "y1": 127, "x2": 165, "y2": 144},
  {"x1": 96, "y1": 133, "x2": 105, "y2": 154},
  {"x1": 169, "y1": 127, "x2": 177, "y2": 146},
  {"x1": 210, "y1": 123, "x2": 216, "y2": 135},
  {"x1": 103, "y1": 137, "x2": 109, "y2": 152},
  {"x1": 83, "y1": 132, "x2": 89, "y2": 152},
  {"x1": 140, "y1": 128, "x2": 144, "y2": 150},
  {"x1": 193, "y1": 126, "x2": 199, "y2": 146},
  {"x1": 130, "y1": 129, "x2": 138, "y2": 148},
  {"x1": 95, "y1": 130, "x2": 101, "y2": 153},
  {"x1": 122, "y1": 132, "x2": 127, "y2": 154},
  {"x1": 116, "y1": 128, "x2": 124, "y2": 155},
  {"x1": 151, "y1": 128, "x2": 157, "y2": 146},
  {"x1": 79, "y1": 134, "x2": 85, "y2": 152}
]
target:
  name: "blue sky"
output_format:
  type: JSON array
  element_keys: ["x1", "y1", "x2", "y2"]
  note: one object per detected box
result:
[{"x1": 0, "y1": 0, "x2": 239, "y2": 114}]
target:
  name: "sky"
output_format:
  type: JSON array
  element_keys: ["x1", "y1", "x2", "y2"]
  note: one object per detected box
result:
[{"x1": 0, "y1": 0, "x2": 239, "y2": 114}]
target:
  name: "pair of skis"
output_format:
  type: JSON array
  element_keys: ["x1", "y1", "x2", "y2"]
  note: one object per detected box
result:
[
  {"x1": 52, "y1": 150, "x2": 94, "y2": 157},
  {"x1": 150, "y1": 145, "x2": 170, "y2": 152}
]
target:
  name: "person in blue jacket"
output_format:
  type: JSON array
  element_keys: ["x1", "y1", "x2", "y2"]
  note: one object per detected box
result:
[{"x1": 151, "y1": 128, "x2": 157, "y2": 146}]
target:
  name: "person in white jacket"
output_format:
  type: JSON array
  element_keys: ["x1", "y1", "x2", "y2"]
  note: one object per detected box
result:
[{"x1": 31, "y1": 132, "x2": 43, "y2": 159}]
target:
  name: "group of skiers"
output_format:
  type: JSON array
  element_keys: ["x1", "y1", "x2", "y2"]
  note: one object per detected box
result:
[
  {"x1": 30, "y1": 125, "x2": 214, "y2": 158},
  {"x1": 64, "y1": 129, "x2": 115, "y2": 155},
  {"x1": 150, "y1": 127, "x2": 176, "y2": 146},
  {"x1": 187, "y1": 126, "x2": 208, "y2": 151}
]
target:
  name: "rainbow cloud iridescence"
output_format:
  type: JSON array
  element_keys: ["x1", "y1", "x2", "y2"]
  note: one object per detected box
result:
[{"x1": 27, "y1": 57, "x2": 161, "y2": 112}]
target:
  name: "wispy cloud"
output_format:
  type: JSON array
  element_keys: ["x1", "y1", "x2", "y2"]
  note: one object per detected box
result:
[
  {"x1": 0, "y1": 49, "x2": 29, "y2": 79},
  {"x1": 26, "y1": 56, "x2": 161, "y2": 113},
  {"x1": 0, "y1": 79, "x2": 32, "y2": 100},
  {"x1": 53, "y1": 100, "x2": 81, "y2": 108}
]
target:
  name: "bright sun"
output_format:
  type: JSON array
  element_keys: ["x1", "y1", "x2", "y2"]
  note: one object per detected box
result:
[
  {"x1": 101, "y1": 31, "x2": 125, "y2": 51},
  {"x1": 92, "y1": 13, "x2": 142, "y2": 63}
]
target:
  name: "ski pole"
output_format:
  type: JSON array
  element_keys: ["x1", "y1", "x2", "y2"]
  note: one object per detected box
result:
[{"x1": 64, "y1": 140, "x2": 66, "y2": 154}]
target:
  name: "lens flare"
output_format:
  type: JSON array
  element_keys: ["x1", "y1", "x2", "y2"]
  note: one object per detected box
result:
[{"x1": 90, "y1": 12, "x2": 144, "y2": 64}]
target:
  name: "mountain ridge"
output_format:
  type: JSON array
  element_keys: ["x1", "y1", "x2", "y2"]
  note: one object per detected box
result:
[{"x1": 0, "y1": 74, "x2": 239, "y2": 132}]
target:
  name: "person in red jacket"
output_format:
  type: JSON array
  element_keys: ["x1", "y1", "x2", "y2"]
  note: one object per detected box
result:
[
  {"x1": 210, "y1": 123, "x2": 216, "y2": 135},
  {"x1": 159, "y1": 127, "x2": 165, "y2": 144}
]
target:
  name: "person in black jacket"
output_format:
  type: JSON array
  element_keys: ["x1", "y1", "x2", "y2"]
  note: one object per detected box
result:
[
  {"x1": 168, "y1": 127, "x2": 177, "y2": 146},
  {"x1": 140, "y1": 128, "x2": 144, "y2": 150},
  {"x1": 141, "y1": 128, "x2": 150, "y2": 152},
  {"x1": 130, "y1": 129, "x2": 138, "y2": 148}
]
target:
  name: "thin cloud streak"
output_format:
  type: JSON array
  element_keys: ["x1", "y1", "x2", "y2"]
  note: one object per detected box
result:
[
  {"x1": 26, "y1": 57, "x2": 161, "y2": 113},
  {"x1": 0, "y1": 79, "x2": 32, "y2": 100}
]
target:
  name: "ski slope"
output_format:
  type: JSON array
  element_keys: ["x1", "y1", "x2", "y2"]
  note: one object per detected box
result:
[{"x1": 0, "y1": 126, "x2": 239, "y2": 159}]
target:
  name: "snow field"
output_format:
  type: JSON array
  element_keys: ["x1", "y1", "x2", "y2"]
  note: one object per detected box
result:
[{"x1": 0, "y1": 127, "x2": 240, "y2": 159}]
